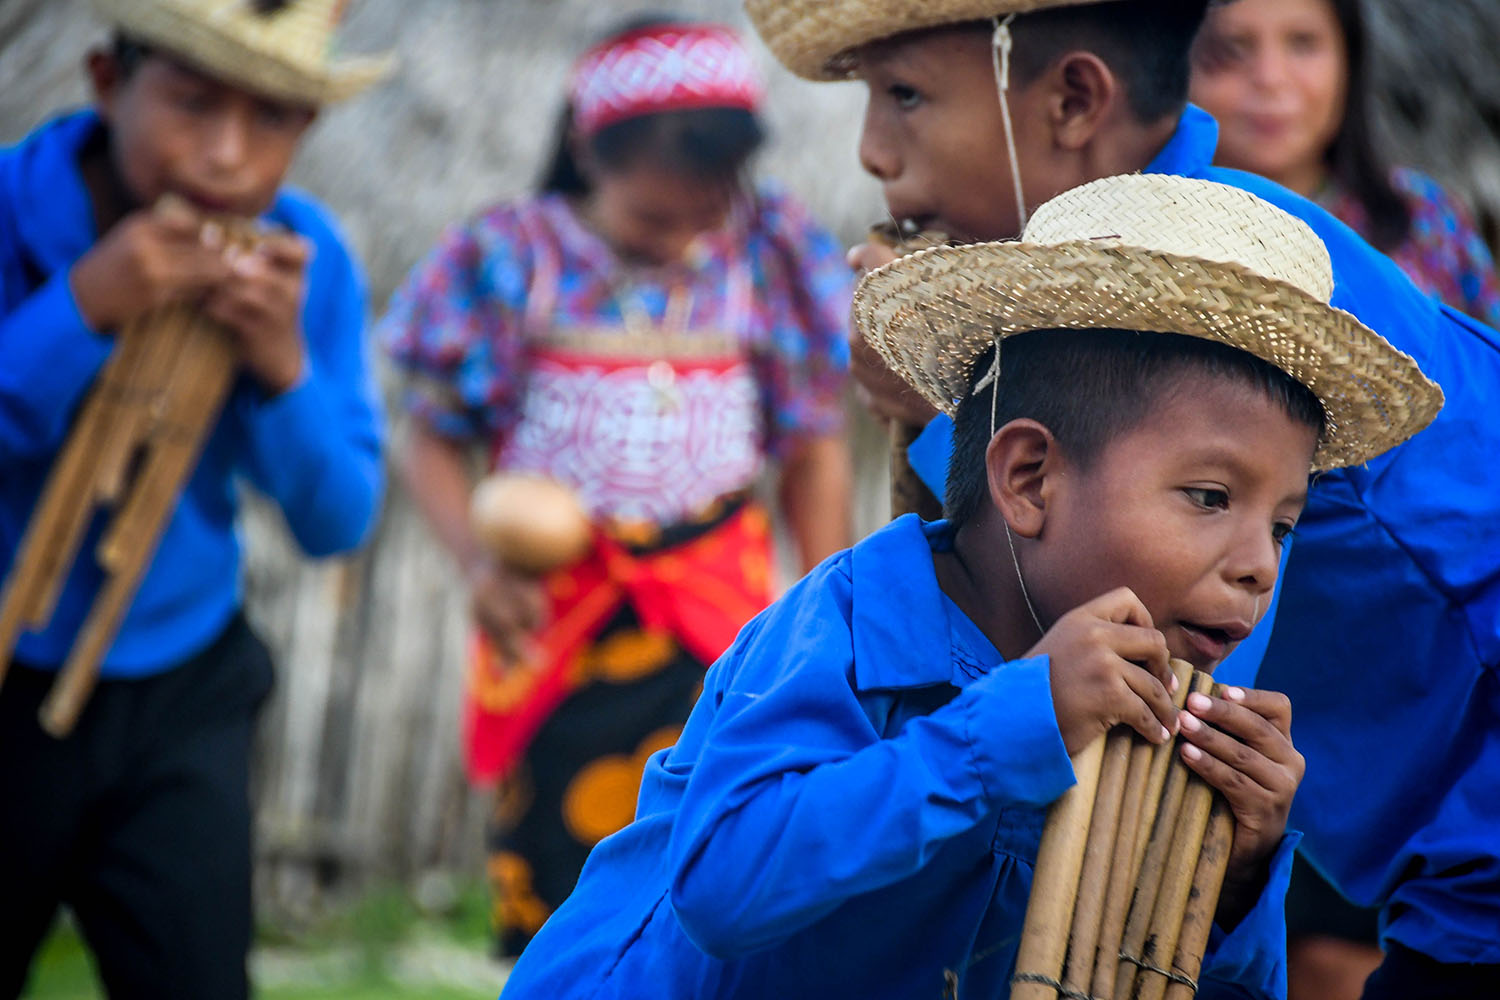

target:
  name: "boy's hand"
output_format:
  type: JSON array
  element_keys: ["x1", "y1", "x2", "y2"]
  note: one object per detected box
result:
[
  {"x1": 204, "y1": 232, "x2": 311, "y2": 396},
  {"x1": 1177, "y1": 686, "x2": 1304, "y2": 923},
  {"x1": 1027, "y1": 587, "x2": 1180, "y2": 756},
  {"x1": 467, "y1": 555, "x2": 546, "y2": 664},
  {"x1": 847, "y1": 239, "x2": 940, "y2": 428},
  {"x1": 69, "y1": 201, "x2": 230, "y2": 332}
]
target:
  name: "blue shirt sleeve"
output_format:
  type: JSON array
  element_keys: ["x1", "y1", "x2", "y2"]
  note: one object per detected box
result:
[
  {"x1": 1201, "y1": 830, "x2": 1301, "y2": 999},
  {"x1": 233, "y1": 201, "x2": 384, "y2": 556},
  {"x1": 0, "y1": 267, "x2": 112, "y2": 462},
  {"x1": 666, "y1": 565, "x2": 1075, "y2": 959}
]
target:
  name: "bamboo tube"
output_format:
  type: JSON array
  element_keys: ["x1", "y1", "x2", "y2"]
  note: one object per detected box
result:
[
  {"x1": 1163, "y1": 796, "x2": 1235, "y2": 1000},
  {"x1": 42, "y1": 310, "x2": 240, "y2": 736},
  {"x1": 1131, "y1": 732, "x2": 1220, "y2": 1000},
  {"x1": 1011, "y1": 733, "x2": 1108, "y2": 1000},
  {"x1": 889, "y1": 421, "x2": 942, "y2": 520},
  {"x1": 1090, "y1": 658, "x2": 1196, "y2": 998},
  {"x1": 1115, "y1": 670, "x2": 1215, "y2": 999},
  {"x1": 1061, "y1": 726, "x2": 1133, "y2": 994}
]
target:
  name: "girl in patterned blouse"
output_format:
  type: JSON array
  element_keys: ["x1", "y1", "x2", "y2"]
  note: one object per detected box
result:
[{"x1": 379, "y1": 15, "x2": 853, "y2": 957}]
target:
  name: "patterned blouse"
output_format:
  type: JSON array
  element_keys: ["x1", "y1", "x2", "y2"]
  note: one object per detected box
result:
[
  {"x1": 1321, "y1": 168, "x2": 1500, "y2": 327},
  {"x1": 380, "y1": 184, "x2": 851, "y2": 465}
]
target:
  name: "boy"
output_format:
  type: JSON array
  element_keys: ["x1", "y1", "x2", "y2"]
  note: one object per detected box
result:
[
  {"x1": 0, "y1": 1, "x2": 389, "y2": 996},
  {"x1": 747, "y1": 1, "x2": 1500, "y2": 992},
  {"x1": 499, "y1": 174, "x2": 1438, "y2": 998}
]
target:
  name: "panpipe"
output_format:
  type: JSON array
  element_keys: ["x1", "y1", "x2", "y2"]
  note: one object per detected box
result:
[
  {"x1": 0, "y1": 200, "x2": 260, "y2": 737},
  {"x1": 1012, "y1": 660, "x2": 1237, "y2": 1000},
  {"x1": 866, "y1": 220, "x2": 951, "y2": 521}
]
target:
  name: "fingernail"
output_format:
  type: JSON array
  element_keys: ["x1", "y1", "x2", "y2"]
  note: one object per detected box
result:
[
  {"x1": 1170, "y1": 673, "x2": 1179, "y2": 693},
  {"x1": 1225, "y1": 687, "x2": 1246, "y2": 702},
  {"x1": 200, "y1": 221, "x2": 223, "y2": 248},
  {"x1": 1182, "y1": 744, "x2": 1203, "y2": 762},
  {"x1": 1180, "y1": 712, "x2": 1202, "y2": 733},
  {"x1": 1187, "y1": 693, "x2": 1213, "y2": 713},
  {"x1": 1158, "y1": 725, "x2": 1171, "y2": 743}
]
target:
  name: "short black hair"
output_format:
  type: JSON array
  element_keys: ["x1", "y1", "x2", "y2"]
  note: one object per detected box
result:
[
  {"x1": 538, "y1": 13, "x2": 765, "y2": 196},
  {"x1": 993, "y1": 0, "x2": 1216, "y2": 123},
  {"x1": 944, "y1": 329, "x2": 1327, "y2": 527}
]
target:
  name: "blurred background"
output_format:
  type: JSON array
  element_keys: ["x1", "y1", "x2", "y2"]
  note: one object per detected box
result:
[{"x1": 2, "y1": 0, "x2": 1497, "y2": 995}]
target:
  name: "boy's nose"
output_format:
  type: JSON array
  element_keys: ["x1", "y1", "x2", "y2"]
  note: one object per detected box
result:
[
  {"x1": 1228, "y1": 525, "x2": 1282, "y2": 596},
  {"x1": 202, "y1": 113, "x2": 252, "y2": 171},
  {"x1": 858, "y1": 104, "x2": 900, "y2": 182}
]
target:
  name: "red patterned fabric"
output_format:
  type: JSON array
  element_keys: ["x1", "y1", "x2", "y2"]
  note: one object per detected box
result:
[
  {"x1": 462, "y1": 502, "x2": 773, "y2": 783},
  {"x1": 569, "y1": 23, "x2": 764, "y2": 137}
]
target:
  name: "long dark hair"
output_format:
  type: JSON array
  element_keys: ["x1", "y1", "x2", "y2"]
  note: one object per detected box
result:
[
  {"x1": 537, "y1": 14, "x2": 766, "y2": 196},
  {"x1": 1324, "y1": 0, "x2": 1410, "y2": 251}
]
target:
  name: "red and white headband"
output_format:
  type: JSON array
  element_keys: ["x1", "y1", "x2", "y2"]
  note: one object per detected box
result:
[{"x1": 569, "y1": 23, "x2": 765, "y2": 137}]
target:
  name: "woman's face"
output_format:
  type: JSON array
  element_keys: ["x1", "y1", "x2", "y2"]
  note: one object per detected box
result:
[{"x1": 1189, "y1": 0, "x2": 1349, "y2": 194}]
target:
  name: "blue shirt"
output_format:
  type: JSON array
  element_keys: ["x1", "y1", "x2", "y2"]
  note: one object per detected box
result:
[
  {"x1": 908, "y1": 106, "x2": 1500, "y2": 962},
  {"x1": 0, "y1": 111, "x2": 384, "y2": 676},
  {"x1": 503, "y1": 516, "x2": 1297, "y2": 1000}
]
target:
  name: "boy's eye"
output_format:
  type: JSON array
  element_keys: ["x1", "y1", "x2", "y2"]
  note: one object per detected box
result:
[
  {"x1": 1272, "y1": 522, "x2": 1297, "y2": 547},
  {"x1": 1183, "y1": 487, "x2": 1229, "y2": 511},
  {"x1": 887, "y1": 83, "x2": 923, "y2": 111}
]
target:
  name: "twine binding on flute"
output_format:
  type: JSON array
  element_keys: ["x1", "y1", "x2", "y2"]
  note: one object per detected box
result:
[
  {"x1": 1116, "y1": 951, "x2": 1201, "y2": 992},
  {"x1": 1009, "y1": 963, "x2": 1200, "y2": 999}
]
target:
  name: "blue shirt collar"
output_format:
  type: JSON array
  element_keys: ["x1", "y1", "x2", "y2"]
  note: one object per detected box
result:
[
  {"x1": 1145, "y1": 104, "x2": 1220, "y2": 179},
  {"x1": 9, "y1": 111, "x2": 101, "y2": 274},
  {"x1": 849, "y1": 516, "x2": 1002, "y2": 691}
]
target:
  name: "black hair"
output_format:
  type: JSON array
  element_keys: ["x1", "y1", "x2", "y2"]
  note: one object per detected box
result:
[
  {"x1": 537, "y1": 14, "x2": 766, "y2": 196},
  {"x1": 111, "y1": 34, "x2": 152, "y2": 78},
  {"x1": 944, "y1": 329, "x2": 1327, "y2": 527},
  {"x1": 995, "y1": 0, "x2": 1217, "y2": 123},
  {"x1": 1321, "y1": 0, "x2": 1411, "y2": 251}
]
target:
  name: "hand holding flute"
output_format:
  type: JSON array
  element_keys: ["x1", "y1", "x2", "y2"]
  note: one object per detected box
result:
[{"x1": 1010, "y1": 586, "x2": 1304, "y2": 999}]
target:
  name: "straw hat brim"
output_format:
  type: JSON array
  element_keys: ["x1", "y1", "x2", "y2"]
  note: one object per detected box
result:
[
  {"x1": 744, "y1": 0, "x2": 1116, "y2": 80},
  {"x1": 95, "y1": 0, "x2": 394, "y2": 105},
  {"x1": 852, "y1": 241, "x2": 1444, "y2": 471}
]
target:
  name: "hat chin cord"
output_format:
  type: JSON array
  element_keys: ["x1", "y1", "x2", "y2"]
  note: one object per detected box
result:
[{"x1": 991, "y1": 15, "x2": 1029, "y2": 232}]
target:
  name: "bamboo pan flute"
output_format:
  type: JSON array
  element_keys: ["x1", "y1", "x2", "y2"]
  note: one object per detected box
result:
[
  {"x1": 868, "y1": 221, "x2": 951, "y2": 521},
  {"x1": 0, "y1": 200, "x2": 260, "y2": 737},
  {"x1": 1011, "y1": 660, "x2": 1236, "y2": 1000}
]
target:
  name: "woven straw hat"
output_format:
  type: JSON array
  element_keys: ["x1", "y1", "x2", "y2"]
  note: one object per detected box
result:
[
  {"x1": 853, "y1": 173, "x2": 1443, "y2": 471},
  {"x1": 744, "y1": 0, "x2": 1117, "y2": 80},
  {"x1": 92, "y1": 0, "x2": 394, "y2": 105}
]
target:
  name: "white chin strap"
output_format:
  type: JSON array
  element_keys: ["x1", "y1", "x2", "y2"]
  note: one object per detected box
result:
[{"x1": 991, "y1": 14, "x2": 1029, "y2": 232}]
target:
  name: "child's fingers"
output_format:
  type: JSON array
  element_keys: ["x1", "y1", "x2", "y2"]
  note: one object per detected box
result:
[
  {"x1": 1185, "y1": 690, "x2": 1301, "y2": 764},
  {"x1": 1088, "y1": 586, "x2": 1157, "y2": 631},
  {"x1": 1177, "y1": 708, "x2": 1298, "y2": 796},
  {"x1": 1095, "y1": 613, "x2": 1174, "y2": 695},
  {"x1": 1117, "y1": 654, "x2": 1178, "y2": 743},
  {"x1": 1212, "y1": 686, "x2": 1293, "y2": 738},
  {"x1": 257, "y1": 232, "x2": 312, "y2": 271}
]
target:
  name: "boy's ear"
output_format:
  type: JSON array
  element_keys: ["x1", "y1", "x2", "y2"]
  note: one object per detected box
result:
[
  {"x1": 985, "y1": 418, "x2": 1057, "y2": 541},
  {"x1": 1041, "y1": 51, "x2": 1119, "y2": 152},
  {"x1": 86, "y1": 48, "x2": 125, "y2": 121}
]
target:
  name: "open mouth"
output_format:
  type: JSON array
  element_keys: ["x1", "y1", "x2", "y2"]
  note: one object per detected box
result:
[{"x1": 1178, "y1": 621, "x2": 1247, "y2": 665}]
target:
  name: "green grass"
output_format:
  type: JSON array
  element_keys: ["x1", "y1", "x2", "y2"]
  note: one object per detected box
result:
[{"x1": 22, "y1": 883, "x2": 504, "y2": 1000}]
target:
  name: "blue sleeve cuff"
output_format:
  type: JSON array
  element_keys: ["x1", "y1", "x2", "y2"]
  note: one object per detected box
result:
[
  {"x1": 964, "y1": 654, "x2": 1077, "y2": 808},
  {"x1": 1202, "y1": 829, "x2": 1302, "y2": 997},
  {"x1": 0, "y1": 269, "x2": 112, "y2": 456},
  {"x1": 908, "y1": 415, "x2": 954, "y2": 503}
]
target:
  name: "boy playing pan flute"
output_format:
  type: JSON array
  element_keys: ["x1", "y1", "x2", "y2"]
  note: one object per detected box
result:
[
  {"x1": 500, "y1": 174, "x2": 1439, "y2": 999},
  {"x1": 0, "y1": 1, "x2": 388, "y2": 995},
  {"x1": 747, "y1": 1, "x2": 1500, "y2": 993}
]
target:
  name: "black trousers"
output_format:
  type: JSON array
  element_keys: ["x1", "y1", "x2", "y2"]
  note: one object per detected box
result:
[
  {"x1": 1361, "y1": 942, "x2": 1500, "y2": 1000},
  {"x1": 0, "y1": 615, "x2": 273, "y2": 1000}
]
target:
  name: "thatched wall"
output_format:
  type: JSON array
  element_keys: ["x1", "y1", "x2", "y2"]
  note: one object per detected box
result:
[{"x1": 2, "y1": 0, "x2": 1497, "y2": 915}]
